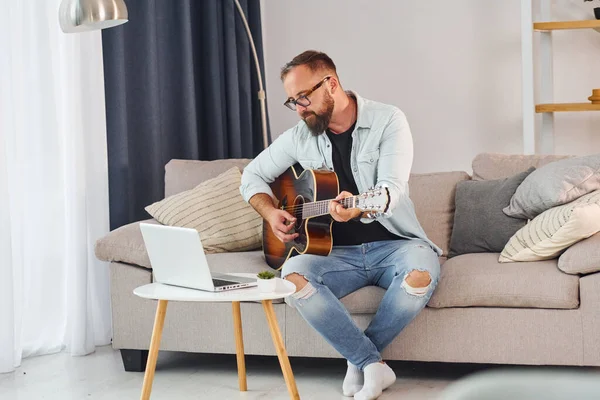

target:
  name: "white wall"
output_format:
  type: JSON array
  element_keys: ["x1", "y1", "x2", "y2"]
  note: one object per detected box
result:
[{"x1": 260, "y1": 0, "x2": 600, "y2": 173}]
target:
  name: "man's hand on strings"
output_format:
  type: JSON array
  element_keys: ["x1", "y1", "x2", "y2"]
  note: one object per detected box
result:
[
  {"x1": 267, "y1": 209, "x2": 299, "y2": 243},
  {"x1": 329, "y1": 191, "x2": 362, "y2": 222}
]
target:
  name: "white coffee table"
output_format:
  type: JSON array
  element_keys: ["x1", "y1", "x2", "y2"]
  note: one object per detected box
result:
[{"x1": 133, "y1": 273, "x2": 298, "y2": 400}]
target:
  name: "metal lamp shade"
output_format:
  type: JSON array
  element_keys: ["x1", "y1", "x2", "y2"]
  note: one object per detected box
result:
[{"x1": 59, "y1": 0, "x2": 128, "y2": 33}]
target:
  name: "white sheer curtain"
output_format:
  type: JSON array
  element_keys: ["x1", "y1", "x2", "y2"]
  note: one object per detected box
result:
[{"x1": 0, "y1": 0, "x2": 112, "y2": 374}]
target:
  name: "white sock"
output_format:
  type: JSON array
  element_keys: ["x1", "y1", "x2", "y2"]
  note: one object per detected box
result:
[
  {"x1": 354, "y1": 362, "x2": 396, "y2": 400},
  {"x1": 342, "y1": 361, "x2": 363, "y2": 397}
]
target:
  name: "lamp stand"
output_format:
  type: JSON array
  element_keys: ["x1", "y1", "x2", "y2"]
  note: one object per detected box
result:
[{"x1": 233, "y1": 0, "x2": 269, "y2": 150}]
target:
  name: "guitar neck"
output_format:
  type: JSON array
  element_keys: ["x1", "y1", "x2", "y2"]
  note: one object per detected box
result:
[{"x1": 301, "y1": 197, "x2": 356, "y2": 219}]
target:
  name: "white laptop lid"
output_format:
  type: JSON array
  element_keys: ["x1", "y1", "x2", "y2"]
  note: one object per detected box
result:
[{"x1": 140, "y1": 223, "x2": 216, "y2": 291}]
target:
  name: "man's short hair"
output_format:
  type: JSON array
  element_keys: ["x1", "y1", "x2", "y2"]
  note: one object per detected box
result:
[{"x1": 280, "y1": 50, "x2": 337, "y2": 81}]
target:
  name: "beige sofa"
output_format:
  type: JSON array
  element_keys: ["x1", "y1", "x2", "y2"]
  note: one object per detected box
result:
[{"x1": 94, "y1": 153, "x2": 600, "y2": 372}]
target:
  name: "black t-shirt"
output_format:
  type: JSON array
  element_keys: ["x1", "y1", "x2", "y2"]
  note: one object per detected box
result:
[{"x1": 325, "y1": 123, "x2": 400, "y2": 246}]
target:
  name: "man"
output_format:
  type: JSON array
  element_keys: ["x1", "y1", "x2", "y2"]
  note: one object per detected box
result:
[{"x1": 240, "y1": 50, "x2": 442, "y2": 400}]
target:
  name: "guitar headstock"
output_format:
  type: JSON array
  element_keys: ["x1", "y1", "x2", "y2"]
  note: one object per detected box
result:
[{"x1": 355, "y1": 186, "x2": 390, "y2": 218}]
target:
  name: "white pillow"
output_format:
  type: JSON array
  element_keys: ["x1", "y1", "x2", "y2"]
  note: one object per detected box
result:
[
  {"x1": 145, "y1": 167, "x2": 262, "y2": 253},
  {"x1": 499, "y1": 190, "x2": 600, "y2": 262}
]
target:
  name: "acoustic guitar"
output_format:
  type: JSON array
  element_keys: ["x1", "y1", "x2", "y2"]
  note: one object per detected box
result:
[{"x1": 263, "y1": 165, "x2": 390, "y2": 270}]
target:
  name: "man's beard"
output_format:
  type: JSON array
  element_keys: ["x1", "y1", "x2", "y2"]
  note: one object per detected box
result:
[{"x1": 301, "y1": 91, "x2": 334, "y2": 136}]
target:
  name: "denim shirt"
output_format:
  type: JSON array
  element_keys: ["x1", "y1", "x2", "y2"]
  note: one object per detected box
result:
[{"x1": 240, "y1": 91, "x2": 442, "y2": 256}]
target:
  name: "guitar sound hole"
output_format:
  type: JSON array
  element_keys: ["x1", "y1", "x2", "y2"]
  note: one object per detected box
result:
[
  {"x1": 293, "y1": 197, "x2": 305, "y2": 230},
  {"x1": 292, "y1": 196, "x2": 306, "y2": 248}
]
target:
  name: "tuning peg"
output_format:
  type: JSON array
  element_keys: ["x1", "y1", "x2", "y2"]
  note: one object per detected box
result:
[{"x1": 366, "y1": 211, "x2": 383, "y2": 219}]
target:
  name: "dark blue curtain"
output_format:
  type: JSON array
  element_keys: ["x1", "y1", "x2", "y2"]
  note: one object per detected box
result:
[{"x1": 102, "y1": 0, "x2": 269, "y2": 230}]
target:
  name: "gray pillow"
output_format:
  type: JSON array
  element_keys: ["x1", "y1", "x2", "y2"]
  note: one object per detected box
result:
[
  {"x1": 504, "y1": 154, "x2": 600, "y2": 220},
  {"x1": 448, "y1": 167, "x2": 535, "y2": 258}
]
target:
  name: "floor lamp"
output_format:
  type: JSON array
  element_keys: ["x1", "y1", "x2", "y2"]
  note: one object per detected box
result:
[
  {"x1": 58, "y1": 0, "x2": 129, "y2": 32},
  {"x1": 59, "y1": 0, "x2": 270, "y2": 150}
]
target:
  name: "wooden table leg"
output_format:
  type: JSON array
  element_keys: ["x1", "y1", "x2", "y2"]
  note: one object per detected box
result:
[
  {"x1": 232, "y1": 301, "x2": 247, "y2": 391},
  {"x1": 262, "y1": 300, "x2": 300, "y2": 400},
  {"x1": 140, "y1": 300, "x2": 168, "y2": 400}
]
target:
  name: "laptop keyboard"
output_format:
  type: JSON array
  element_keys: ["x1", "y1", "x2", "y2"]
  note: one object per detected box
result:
[{"x1": 212, "y1": 278, "x2": 238, "y2": 287}]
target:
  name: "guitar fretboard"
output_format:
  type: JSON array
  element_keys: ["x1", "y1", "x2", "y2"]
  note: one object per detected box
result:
[{"x1": 301, "y1": 197, "x2": 355, "y2": 219}]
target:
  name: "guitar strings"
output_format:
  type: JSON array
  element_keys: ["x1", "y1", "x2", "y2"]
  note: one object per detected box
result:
[
  {"x1": 280, "y1": 198, "x2": 354, "y2": 215},
  {"x1": 280, "y1": 199, "x2": 353, "y2": 211}
]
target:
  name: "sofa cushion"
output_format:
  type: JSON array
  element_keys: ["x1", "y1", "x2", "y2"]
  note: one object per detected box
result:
[
  {"x1": 339, "y1": 256, "x2": 447, "y2": 314},
  {"x1": 165, "y1": 158, "x2": 252, "y2": 197},
  {"x1": 472, "y1": 153, "x2": 571, "y2": 181},
  {"x1": 408, "y1": 171, "x2": 471, "y2": 257},
  {"x1": 504, "y1": 154, "x2": 600, "y2": 220},
  {"x1": 428, "y1": 253, "x2": 579, "y2": 309},
  {"x1": 448, "y1": 168, "x2": 534, "y2": 258},
  {"x1": 500, "y1": 190, "x2": 600, "y2": 263},
  {"x1": 558, "y1": 233, "x2": 600, "y2": 275},
  {"x1": 204, "y1": 251, "x2": 277, "y2": 277},
  {"x1": 146, "y1": 167, "x2": 262, "y2": 253}
]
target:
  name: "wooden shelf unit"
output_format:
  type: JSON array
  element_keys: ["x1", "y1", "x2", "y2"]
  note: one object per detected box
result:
[
  {"x1": 521, "y1": 0, "x2": 600, "y2": 153},
  {"x1": 536, "y1": 103, "x2": 600, "y2": 113},
  {"x1": 532, "y1": 20, "x2": 600, "y2": 116},
  {"x1": 534, "y1": 20, "x2": 600, "y2": 31}
]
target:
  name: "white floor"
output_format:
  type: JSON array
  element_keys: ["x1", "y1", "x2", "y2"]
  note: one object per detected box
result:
[{"x1": 0, "y1": 346, "x2": 596, "y2": 400}]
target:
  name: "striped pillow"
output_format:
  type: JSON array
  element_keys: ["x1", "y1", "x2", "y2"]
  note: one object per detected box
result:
[
  {"x1": 499, "y1": 190, "x2": 600, "y2": 262},
  {"x1": 145, "y1": 167, "x2": 262, "y2": 253}
]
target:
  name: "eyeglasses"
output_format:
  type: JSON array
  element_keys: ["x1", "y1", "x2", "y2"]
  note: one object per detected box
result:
[{"x1": 283, "y1": 76, "x2": 331, "y2": 111}]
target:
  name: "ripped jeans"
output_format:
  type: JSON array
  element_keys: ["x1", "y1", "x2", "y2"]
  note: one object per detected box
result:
[{"x1": 281, "y1": 239, "x2": 440, "y2": 370}]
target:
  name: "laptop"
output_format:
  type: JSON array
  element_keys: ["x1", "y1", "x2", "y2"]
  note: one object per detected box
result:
[{"x1": 139, "y1": 223, "x2": 258, "y2": 292}]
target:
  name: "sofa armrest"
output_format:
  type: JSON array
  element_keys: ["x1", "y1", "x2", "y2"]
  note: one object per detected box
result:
[
  {"x1": 580, "y1": 272, "x2": 600, "y2": 365},
  {"x1": 94, "y1": 219, "x2": 158, "y2": 269}
]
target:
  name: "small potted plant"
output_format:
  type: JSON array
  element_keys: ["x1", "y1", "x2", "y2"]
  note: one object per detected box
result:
[{"x1": 257, "y1": 270, "x2": 276, "y2": 293}]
